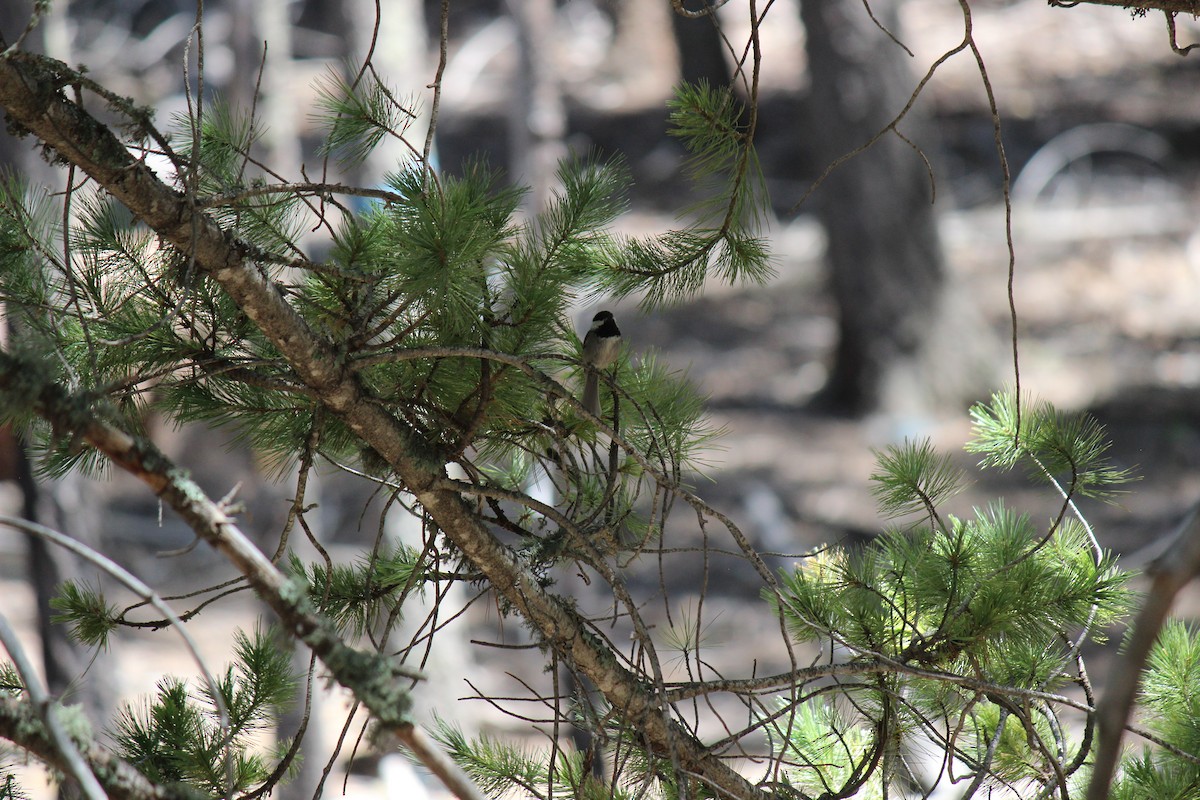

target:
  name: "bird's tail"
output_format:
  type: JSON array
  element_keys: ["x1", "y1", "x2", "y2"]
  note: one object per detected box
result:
[{"x1": 582, "y1": 372, "x2": 600, "y2": 417}]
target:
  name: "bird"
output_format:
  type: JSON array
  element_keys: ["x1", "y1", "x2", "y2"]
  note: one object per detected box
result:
[{"x1": 580, "y1": 310, "x2": 622, "y2": 417}]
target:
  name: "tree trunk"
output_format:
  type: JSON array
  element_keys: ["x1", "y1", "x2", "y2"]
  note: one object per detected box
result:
[
  {"x1": 506, "y1": 0, "x2": 566, "y2": 214},
  {"x1": 1, "y1": 2, "x2": 115, "y2": 748},
  {"x1": 800, "y1": 0, "x2": 951, "y2": 416}
]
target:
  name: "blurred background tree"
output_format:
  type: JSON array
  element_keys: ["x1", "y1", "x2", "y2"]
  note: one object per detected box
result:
[{"x1": 801, "y1": 0, "x2": 973, "y2": 416}]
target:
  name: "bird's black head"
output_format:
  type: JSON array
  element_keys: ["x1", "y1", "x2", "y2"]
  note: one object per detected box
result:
[{"x1": 590, "y1": 310, "x2": 620, "y2": 337}]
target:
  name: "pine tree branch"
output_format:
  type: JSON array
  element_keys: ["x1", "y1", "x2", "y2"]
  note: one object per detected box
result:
[
  {"x1": 0, "y1": 611, "x2": 107, "y2": 800},
  {"x1": 0, "y1": 694, "x2": 206, "y2": 800},
  {"x1": 1049, "y1": 0, "x2": 1199, "y2": 14},
  {"x1": 1051, "y1": 0, "x2": 1200, "y2": 56},
  {"x1": 1086, "y1": 499, "x2": 1200, "y2": 800},
  {"x1": 0, "y1": 49, "x2": 765, "y2": 800},
  {"x1": 196, "y1": 181, "x2": 407, "y2": 209},
  {"x1": 0, "y1": 350, "x2": 489, "y2": 800},
  {"x1": 659, "y1": 661, "x2": 1093, "y2": 714},
  {"x1": 0, "y1": 514, "x2": 234, "y2": 745}
]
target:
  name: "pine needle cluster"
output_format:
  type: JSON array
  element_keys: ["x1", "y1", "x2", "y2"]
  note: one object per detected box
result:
[{"x1": 108, "y1": 628, "x2": 298, "y2": 797}]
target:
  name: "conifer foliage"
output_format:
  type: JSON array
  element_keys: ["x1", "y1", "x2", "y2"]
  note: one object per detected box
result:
[{"x1": 0, "y1": 5, "x2": 1198, "y2": 800}]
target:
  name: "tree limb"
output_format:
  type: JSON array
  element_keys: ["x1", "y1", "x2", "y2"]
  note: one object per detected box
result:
[
  {"x1": 1049, "y1": 0, "x2": 1200, "y2": 14},
  {"x1": 1086, "y1": 500, "x2": 1200, "y2": 800},
  {"x1": 0, "y1": 611, "x2": 107, "y2": 800},
  {"x1": 0, "y1": 694, "x2": 206, "y2": 800}
]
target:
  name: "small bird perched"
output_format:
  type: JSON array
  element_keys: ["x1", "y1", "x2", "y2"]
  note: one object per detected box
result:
[{"x1": 580, "y1": 310, "x2": 622, "y2": 417}]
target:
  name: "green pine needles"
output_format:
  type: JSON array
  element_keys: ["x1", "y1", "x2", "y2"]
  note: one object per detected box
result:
[
  {"x1": 109, "y1": 628, "x2": 298, "y2": 797},
  {"x1": 757, "y1": 393, "x2": 1137, "y2": 797},
  {"x1": 1113, "y1": 620, "x2": 1200, "y2": 800},
  {"x1": 0, "y1": 68, "x2": 773, "y2": 800}
]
